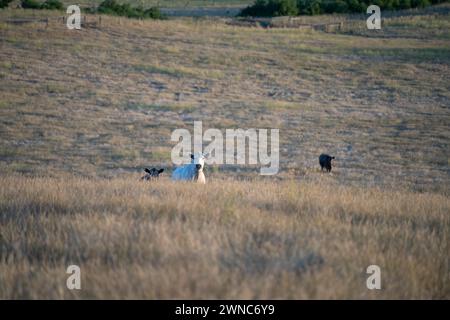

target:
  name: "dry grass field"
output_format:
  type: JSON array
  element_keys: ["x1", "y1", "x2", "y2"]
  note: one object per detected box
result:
[
  {"x1": 0, "y1": 175, "x2": 449, "y2": 299},
  {"x1": 0, "y1": 4, "x2": 449, "y2": 299}
]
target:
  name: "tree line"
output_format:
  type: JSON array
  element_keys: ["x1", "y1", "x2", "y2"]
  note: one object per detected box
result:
[
  {"x1": 240, "y1": 0, "x2": 448, "y2": 16},
  {"x1": 0, "y1": 0, "x2": 165, "y2": 20}
]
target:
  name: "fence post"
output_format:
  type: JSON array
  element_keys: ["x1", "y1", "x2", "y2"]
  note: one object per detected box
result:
[{"x1": 46, "y1": 17, "x2": 49, "y2": 28}]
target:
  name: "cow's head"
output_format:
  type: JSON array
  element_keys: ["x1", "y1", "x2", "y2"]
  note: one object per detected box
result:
[
  {"x1": 142, "y1": 168, "x2": 164, "y2": 180},
  {"x1": 190, "y1": 153, "x2": 209, "y2": 172}
]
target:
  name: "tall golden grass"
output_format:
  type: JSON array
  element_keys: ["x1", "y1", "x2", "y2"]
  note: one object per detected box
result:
[{"x1": 0, "y1": 175, "x2": 448, "y2": 299}]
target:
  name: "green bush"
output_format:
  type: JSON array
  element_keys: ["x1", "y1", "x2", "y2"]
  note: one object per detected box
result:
[
  {"x1": 345, "y1": 0, "x2": 365, "y2": 12},
  {"x1": 41, "y1": 0, "x2": 63, "y2": 10},
  {"x1": 97, "y1": 0, "x2": 166, "y2": 19},
  {"x1": 276, "y1": 0, "x2": 299, "y2": 15},
  {"x1": 21, "y1": 0, "x2": 41, "y2": 9},
  {"x1": 327, "y1": 0, "x2": 350, "y2": 13},
  {"x1": 240, "y1": 0, "x2": 299, "y2": 17},
  {"x1": 0, "y1": 0, "x2": 14, "y2": 9},
  {"x1": 241, "y1": 0, "x2": 446, "y2": 16},
  {"x1": 20, "y1": 0, "x2": 63, "y2": 10},
  {"x1": 143, "y1": 6, "x2": 165, "y2": 19},
  {"x1": 411, "y1": 0, "x2": 431, "y2": 7},
  {"x1": 399, "y1": 0, "x2": 412, "y2": 8},
  {"x1": 300, "y1": 0, "x2": 323, "y2": 14}
]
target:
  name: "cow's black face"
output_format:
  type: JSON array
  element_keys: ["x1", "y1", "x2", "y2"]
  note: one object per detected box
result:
[{"x1": 142, "y1": 168, "x2": 164, "y2": 180}]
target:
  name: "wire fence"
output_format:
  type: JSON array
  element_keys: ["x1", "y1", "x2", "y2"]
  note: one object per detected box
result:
[{"x1": 4, "y1": 4, "x2": 445, "y2": 32}]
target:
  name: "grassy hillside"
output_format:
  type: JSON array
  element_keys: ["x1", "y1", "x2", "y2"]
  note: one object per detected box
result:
[
  {"x1": 1, "y1": 6, "x2": 449, "y2": 192},
  {"x1": 0, "y1": 176, "x2": 448, "y2": 299}
]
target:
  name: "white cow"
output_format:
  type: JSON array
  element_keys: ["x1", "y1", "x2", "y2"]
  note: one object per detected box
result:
[{"x1": 172, "y1": 153, "x2": 209, "y2": 184}]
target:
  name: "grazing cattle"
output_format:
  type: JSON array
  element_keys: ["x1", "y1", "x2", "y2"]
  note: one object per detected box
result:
[
  {"x1": 141, "y1": 168, "x2": 164, "y2": 181},
  {"x1": 172, "y1": 153, "x2": 208, "y2": 184},
  {"x1": 319, "y1": 154, "x2": 335, "y2": 172}
]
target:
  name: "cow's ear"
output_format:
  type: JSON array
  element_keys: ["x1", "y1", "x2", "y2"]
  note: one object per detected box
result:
[
  {"x1": 190, "y1": 153, "x2": 195, "y2": 160},
  {"x1": 158, "y1": 169, "x2": 164, "y2": 174},
  {"x1": 144, "y1": 168, "x2": 151, "y2": 173}
]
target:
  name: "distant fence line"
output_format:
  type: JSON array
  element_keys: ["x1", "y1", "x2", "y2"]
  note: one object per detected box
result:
[
  {"x1": 3, "y1": 10, "x2": 440, "y2": 32},
  {"x1": 1, "y1": 2, "x2": 447, "y2": 29},
  {"x1": 1, "y1": 15, "x2": 359, "y2": 32},
  {"x1": 227, "y1": 17, "x2": 368, "y2": 32}
]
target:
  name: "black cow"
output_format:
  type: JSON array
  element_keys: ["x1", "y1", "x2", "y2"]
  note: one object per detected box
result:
[
  {"x1": 141, "y1": 168, "x2": 164, "y2": 181},
  {"x1": 319, "y1": 154, "x2": 335, "y2": 172}
]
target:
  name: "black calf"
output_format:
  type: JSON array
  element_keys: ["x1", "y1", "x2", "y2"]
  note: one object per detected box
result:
[{"x1": 319, "y1": 154, "x2": 335, "y2": 172}]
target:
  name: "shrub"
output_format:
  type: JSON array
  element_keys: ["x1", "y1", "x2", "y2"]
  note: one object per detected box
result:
[
  {"x1": 345, "y1": 0, "x2": 365, "y2": 12},
  {"x1": 327, "y1": 0, "x2": 349, "y2": 13},
  {"x1": 20, "y1": 0, "x2": 63, "y2": 10},
  {"x1": 297, "y1": 0, "x2": 324, "y2": 14},
  {"x1": 399, "y1": 0, "x2": 412, "y2": 8},
  {"x1": 240, "y1": 0, "x2": 299, "y2": 17},
  {"x1": 143, "y1": 6, "x2": 165, "y2": 19},
  {"x1": 21, "y1": 0, "x2": 41, "y2": 9},
  {"x1": 276, "y1": 0, "x2": 299, "y2": 15},
  {"x1": 241, "y1": 0, "x2": 445, "y2": 16},
  {"x1": 411, "y1": 0, "x2": 431, "y2": 7},
  {"x1": 0, "y1": 0, "x2": 14, "y2": 9},
  {"x1": 97, "y1": 0, "x2": 166, "y2": 19},
  {"x1": 41, "y1": 0, "x2": 63, "y2": 10}
]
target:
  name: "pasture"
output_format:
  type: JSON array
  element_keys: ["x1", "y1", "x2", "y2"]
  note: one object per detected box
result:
[
  {"x1": 0, "y1": 176, "x2": 449, "y2": 299},
  {"x1": 0, "y1": 4, "x2": 449, "y2": 299}
]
